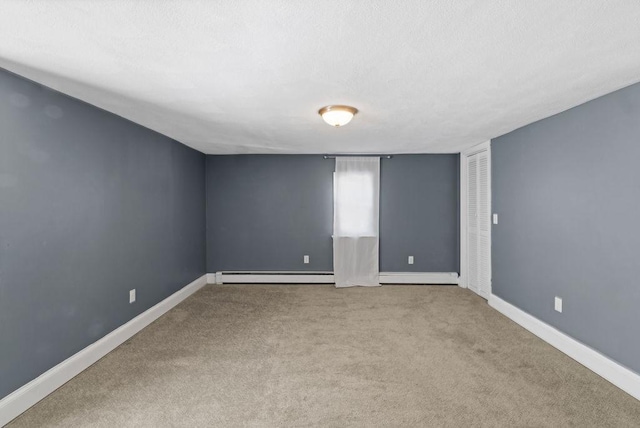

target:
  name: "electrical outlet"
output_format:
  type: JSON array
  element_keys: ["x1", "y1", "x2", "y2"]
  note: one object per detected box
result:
[
  {"x1": 129, "y1": 289, "x2": 136, "y2": 304},
  {"x1": 493, "y1": 213, "x2": 498, "y2": 224},
  {"x1": 303, "y1": 255, "x2": 310, "y2": 264},
  {"x1": 408, "y1": 256, "x2": 414, "y2": 265},
  {"x1": 554, "y1": 296, "x2": 562, "y2": 313}
]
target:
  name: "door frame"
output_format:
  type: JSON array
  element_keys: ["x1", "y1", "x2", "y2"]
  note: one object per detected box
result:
[{"x1": 459, "y1": 140, "x2": 492, "y2": 297}]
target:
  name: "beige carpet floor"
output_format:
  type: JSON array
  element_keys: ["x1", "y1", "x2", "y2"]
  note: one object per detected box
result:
[{"x1": 8, "y1": 285, "x2": 640, "y2": 427}]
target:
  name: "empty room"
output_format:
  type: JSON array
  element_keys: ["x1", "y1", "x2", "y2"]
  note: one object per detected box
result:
[{"x1": 1, "y1": 1, "x2": 640, "y2": 426}]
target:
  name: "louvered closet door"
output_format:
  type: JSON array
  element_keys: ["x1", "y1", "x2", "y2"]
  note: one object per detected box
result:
[
  {"x1": 477, "y1": 151, "x2": 491, "y2": 298},
  {"x1": 467, "y1": 150, "x2": 491, "y2": 299},
  {"x1": 467, "y1": 155, "x2": 479, "y2": 294}
]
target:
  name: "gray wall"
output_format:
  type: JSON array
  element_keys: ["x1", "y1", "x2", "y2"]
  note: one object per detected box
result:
[
  {"x1": 0, "y1": 68, "x2": 206, "y2": 399},
  {"x1": 380, "y1": 155, "x2": 459, "y2": 272},
  {"x1": 492, "y1": 81, "x2": 640, "y2": 374},
  {"x1": 206, "y1": 154, "x2": 459, "y2": 273},
  {"x1": 206, "y1": 155, "x2": 334, "y2": 271}
]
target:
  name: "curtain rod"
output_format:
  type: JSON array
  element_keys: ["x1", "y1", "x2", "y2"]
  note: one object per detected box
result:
[{"x1": 323, "y1": 155, "x2": 393, "y2": 159}]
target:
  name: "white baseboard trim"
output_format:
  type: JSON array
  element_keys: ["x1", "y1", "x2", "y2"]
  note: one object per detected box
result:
[
  {"x1": 0, "y1": 274, "x2": 208, "y2": 427},
  {"x1": 488, "y1": 293, "x2": 640, "y2": 401},
  {"x1": 457, "y1": 274, "x2": 467, "y2": 289},
  {"x1": 379, "y1": 272, "x2": 459, "y2": 285}
]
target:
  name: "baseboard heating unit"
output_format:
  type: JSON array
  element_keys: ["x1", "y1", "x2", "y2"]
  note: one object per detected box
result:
[
  {"x1": 208, "y1": 272, "x2": 334, "y2": 284},
  {"x1": 208, "y1": 272, "x2": 459, "y2": 285}
]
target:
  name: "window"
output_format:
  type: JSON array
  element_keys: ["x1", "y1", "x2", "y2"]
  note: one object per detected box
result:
[{"x1": 334, "y1": 170, "x2": 376, "y2": 237}]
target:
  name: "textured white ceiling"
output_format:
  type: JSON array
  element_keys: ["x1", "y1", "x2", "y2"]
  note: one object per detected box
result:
[{"x1": 1, "y1": 1, "x2": 640, "y2": 154}]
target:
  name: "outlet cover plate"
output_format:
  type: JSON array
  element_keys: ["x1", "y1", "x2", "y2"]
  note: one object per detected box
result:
[{"x1": 554, "y1": 296, "x2": 562, "y2": 313}]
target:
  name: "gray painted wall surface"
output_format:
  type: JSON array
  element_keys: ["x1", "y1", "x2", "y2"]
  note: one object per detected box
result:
[
  {"x1": 206, "y1": 155, "x2": 335, "y2": 271},
  {"x1": 206, "y1": 154, "x2": 459, "y2": 273},
  {"x1": 380, "y1": 155, "x2": 459, "y2": 272},
  {"x1": 0, "y1": 68, "x2": 206, "y2": 398},
  {"x1": 492, "y1": 81, "x2": 640, "y2": 374}
]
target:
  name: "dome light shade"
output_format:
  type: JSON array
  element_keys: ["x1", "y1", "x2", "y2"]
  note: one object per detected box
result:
[{"x1": 318, "y1": 105, "x2": 358, "y2": 127}]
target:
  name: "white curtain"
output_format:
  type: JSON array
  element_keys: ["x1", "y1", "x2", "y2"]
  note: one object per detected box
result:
[{"x1": 333, "y1": 157, "x2": 380, "y2": 288}]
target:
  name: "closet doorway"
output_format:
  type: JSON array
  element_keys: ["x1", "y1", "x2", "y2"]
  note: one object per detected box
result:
[{"x1": 461, "y1": 142, "x2": 491, "y2": 299}]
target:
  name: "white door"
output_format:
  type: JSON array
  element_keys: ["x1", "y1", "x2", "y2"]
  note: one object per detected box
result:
[
  {"x1": 466, "y1": 149, "x2": 491, "y2": 299},
  {"x1": 467, "y1": 155, "x2": 479, "y2": 294}
]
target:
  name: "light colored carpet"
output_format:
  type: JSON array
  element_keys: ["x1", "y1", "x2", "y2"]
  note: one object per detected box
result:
[{"x1": 8, "y1": 285, "x2": 640, "y2": 427}]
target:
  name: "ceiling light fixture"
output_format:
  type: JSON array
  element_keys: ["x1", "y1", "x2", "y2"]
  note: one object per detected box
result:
[{"x1": 318, "y1": 105, "x2": 358, "y2": 127}]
